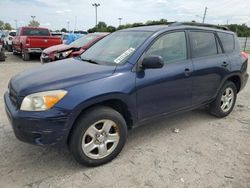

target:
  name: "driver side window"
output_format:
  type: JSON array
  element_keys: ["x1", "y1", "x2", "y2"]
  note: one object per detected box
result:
[{"x1": 146, "y1": 31, "x2": 187, "y2": 64}]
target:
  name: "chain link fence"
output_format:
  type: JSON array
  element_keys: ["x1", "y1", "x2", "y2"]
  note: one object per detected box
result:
[{"x1": 238, "y1": 37, "x2": 250, "y2": 53}]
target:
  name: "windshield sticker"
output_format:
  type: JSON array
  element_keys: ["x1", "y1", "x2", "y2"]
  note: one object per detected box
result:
[{"x1": 114, "y1": 48, "x2": 135, "y2": 64}]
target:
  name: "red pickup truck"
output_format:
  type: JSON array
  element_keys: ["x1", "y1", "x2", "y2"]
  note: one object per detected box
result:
[{"x1": 12, "y1": 27, "x2": 62, "y2": 61}]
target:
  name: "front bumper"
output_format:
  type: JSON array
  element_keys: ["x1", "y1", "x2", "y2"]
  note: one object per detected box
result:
[
  {"x1": 4, "y1": 92, "x2": 71, "y2": 146},
  {"x1": 27, "y1": 48, "x2": 43, "y2": 53}
]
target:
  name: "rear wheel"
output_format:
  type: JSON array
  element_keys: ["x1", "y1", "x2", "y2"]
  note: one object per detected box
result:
[
  {"x1": 7, "y1": 44, "x2": 12, "y2": 52},
  {"x1": 209, "y1": 81, "x2": 237, "y2": 117},
  {"x1": 69, "y1": 106, "x2": 128, "y2": 166},
  {"x1": 22, "y1": 49, "x2": 30, "y2": 61}
]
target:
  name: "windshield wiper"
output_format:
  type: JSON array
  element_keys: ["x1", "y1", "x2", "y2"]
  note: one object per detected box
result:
[{"x1": 79, "y1": 57, "x2": 99, "y2": 64}]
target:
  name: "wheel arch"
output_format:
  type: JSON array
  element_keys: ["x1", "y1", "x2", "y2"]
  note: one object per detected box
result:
[{"x1": 66, "y1": 95, "x2": 136, "y2": 144}]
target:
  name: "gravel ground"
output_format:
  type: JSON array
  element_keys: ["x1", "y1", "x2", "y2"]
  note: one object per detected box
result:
[{"x1": 0, "y1": 52, "x2": 249, "y2": 188}]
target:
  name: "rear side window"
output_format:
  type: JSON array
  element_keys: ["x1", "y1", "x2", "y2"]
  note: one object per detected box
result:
[
  {"x1": 217, "y1": 32, "x2": 234, "y2": 53},
  {"x1": 190, "y1": 32, "x2": 217, "y2": 58},
  {"x1": 23, "y1": 28, "x2": 50, "y2": 36}
]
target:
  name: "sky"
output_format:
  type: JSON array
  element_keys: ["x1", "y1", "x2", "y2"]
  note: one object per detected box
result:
[{"x1": 0, "y1": 0, "x2": 250, "y2": 31}]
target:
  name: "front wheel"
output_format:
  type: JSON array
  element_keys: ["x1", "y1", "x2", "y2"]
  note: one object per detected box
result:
[
  {"x1": 69, "y1": 106, "x2": 128, "y2": 166},
  {"x1": 209, "y1": 81, "x2": 237, "y2": 117}
]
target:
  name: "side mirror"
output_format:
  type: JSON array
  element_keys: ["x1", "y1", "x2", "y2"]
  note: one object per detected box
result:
[{"x1": 141, "y1": 55, "x2": 164, "y2": 69}]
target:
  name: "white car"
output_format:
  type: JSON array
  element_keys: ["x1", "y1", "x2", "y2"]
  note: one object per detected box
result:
[{"x1": 4, "y1": 30, "x2": 16, "y2": 52}]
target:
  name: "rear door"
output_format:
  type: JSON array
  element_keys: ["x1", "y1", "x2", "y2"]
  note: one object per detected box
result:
[
  {"x1": 189, "y1": 30, "x2": 230, "y2": 105},
  {"x1": 136, "y1": 31, "x2": 193, "y2": 121}
]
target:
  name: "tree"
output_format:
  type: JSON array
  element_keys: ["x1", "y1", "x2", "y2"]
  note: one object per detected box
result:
[
  {"x1": 29, "y1": 20, "x2": 40, "y2": 27},
  {"x1": 61, "y1": 28, "x2": 67, "y2": 32},
  {"x1": 107, "y1": 26, "x2": 116, "y2": 32},
  {"x1": 0, "y1": 20, "x2": 4, "y2": 30},
  {"x1": 4, "y1": 23, "x2": 12, "y2": 30}
]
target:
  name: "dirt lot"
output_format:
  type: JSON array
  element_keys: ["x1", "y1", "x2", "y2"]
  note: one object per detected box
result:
[{"x1": 0, "y1": 52, "x2": 249, "y2": 188}]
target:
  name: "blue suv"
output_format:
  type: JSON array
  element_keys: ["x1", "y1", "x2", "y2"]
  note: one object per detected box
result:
[{"x1": 4, "y1": 23, "x2": 249, "y2": 166}]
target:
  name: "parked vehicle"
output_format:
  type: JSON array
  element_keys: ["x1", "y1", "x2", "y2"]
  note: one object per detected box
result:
[
  {"x1": 4, "y1": 23, "x2": 249, "y2": 166},
  {"x1": 4, "y1": 30, "x2": 16, "y2": 52},
  {"x1": 62, "y1": 33, "x2": 69, "y2": 44},
  {"x1": 40, "y1": 33, "x2": 109, "y2": 63},
  {"x1": 12, "y1": 27, "x2": 62, "y2": 61},
  {"x1": 64, "y1": 33, "x2": 84, "y2": 45},
  {"x1": 0, "y1": 37, "x2": 5, "y2": 61}
]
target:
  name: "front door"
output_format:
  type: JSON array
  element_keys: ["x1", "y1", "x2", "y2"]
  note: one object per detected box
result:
[{"x1": 136, "y1": 31, "x2": 193, "y2": 121}]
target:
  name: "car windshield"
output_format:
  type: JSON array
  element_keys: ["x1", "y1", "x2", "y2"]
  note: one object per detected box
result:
[
  {"x1": 69, "y1": 34, "x2": 101, "y2": 48},
  {"x1": 9, "y1": 32, "x2": 16, "y2": 36},
  {"x1": 80, "y1": 31, "x2": 152, "y2": 65}
]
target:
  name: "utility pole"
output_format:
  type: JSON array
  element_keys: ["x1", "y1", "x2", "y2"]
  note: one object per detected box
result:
[
  {"x1": 118, "y1": 18, "x2": 122, "y2": 26},
  {"x1": 202, "y1": 7, "x2": 207, "y2": 23},
  {"x1": 66, "y1": 20, "x2": 70, "y2": 32},
  {"x1": 74, "y1": 16, "x2": 77, "y2": 33},
  {"x1": 31, "y1": 15, "x2": 36, "y2": 22},
  {"x1": 14, "y1": 19, "x2": 18, "y2": 30},
  {"x1": 92, "y1": 3, "x2": 100, "y2": 27}
]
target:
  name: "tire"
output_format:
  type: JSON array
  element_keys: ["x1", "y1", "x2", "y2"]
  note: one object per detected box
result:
[
  {"x1": 209, "y1": 81, "x2": 237, "y2": 118},
  {"x1": 0, "y1": 51, "x2": 5, "y2": 61},
  {"x1": 7, "y1": 44, "x2": 12, "y2": 52},
  {"x1": 69, "y1": 106, "x2": 128, "y2": 166},
  {"x1": 22, "y1": 49, "x2": 30, "y2": 61},
  {"x1": 13, "y1": 50, "x2": 18, "y2": 55}
]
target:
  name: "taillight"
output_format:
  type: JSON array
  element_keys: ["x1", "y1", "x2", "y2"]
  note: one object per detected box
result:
[
  {"x1": 26, "y1": 38, "x2": 30, "y2": 46},
  {"x1": 241, "y1": 51, "x2": 248, "y2": 59}
]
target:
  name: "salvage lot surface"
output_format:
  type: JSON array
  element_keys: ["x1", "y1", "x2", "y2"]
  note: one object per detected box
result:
[{"x1": 0, "y1": 52, "x2": 249, "y2": 188}]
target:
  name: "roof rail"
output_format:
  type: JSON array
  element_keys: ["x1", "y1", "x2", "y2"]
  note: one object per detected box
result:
[{"x1": 169, "y1": 22, "x2": 230, "y2": 31}]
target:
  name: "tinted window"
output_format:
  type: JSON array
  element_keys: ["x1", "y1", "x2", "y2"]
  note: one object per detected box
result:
[
  {"x1": 218, "y1": 32, "x2": 234, "y2": 53},
  {"x1": 146, "y1": 32, "x2": 187, "y2": 64},
  {"x1": 23, "y1": 28, "x2": 50, "y2": 36},
  {"x1": 190, "y1": 32, "x2": 217, "y2": 58}
]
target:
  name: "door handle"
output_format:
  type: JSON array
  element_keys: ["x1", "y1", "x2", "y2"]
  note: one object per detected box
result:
[
  {"x1": 221, "y1": 61, "x2": 228, "y2": 67},
  {"x1": 184, "y1": 68, "x2": 192, "y2": 76}
]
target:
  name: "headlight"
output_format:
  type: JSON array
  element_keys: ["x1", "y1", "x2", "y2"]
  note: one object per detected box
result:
[
  {"x1": 20, "y1": 90, "x2": 67, "y2": 111},
  {"x1": 55, "y1": 50, "x2": 73, "y2": 59}
]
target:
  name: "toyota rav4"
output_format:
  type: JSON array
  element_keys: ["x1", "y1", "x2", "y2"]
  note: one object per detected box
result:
[{"x1": 4, "y1": 23, "x2": 249, "y2": 166}]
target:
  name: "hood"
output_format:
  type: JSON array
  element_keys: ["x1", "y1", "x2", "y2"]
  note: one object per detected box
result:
[
  {"x1": 10, "y1": 58, "x2": 116, "y2": 96},
  {"x1": 43, "y1": 44, "x2": 69, "y2": 54}
]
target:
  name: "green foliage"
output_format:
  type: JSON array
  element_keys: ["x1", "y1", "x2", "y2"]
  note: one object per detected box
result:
[
  {"x1": 0, "y1": 20, "x2": 12, "y2": 30},
  {"x1": 61, "y1": 28, "x2": 67, "y2": 32},
  {"x1": 4, "y1": 23, "x2": 12, "y2": 30},
  {"x1": 0, "y1": 20, "x2": 4, "y2": 30},
  {"x1": 227, "y1": 24, "x2": 250, "y2": 37},
  {"x1": 87, "y1": 19, "x2": 250, "y2": 37},
  {"x1": 88, "y1": 19, "x2": 171, "y2": 33},
  {"x1": 29, "y1": 20, "x2": 40, "y2": 27}
]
